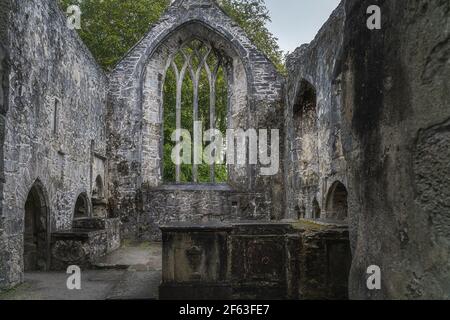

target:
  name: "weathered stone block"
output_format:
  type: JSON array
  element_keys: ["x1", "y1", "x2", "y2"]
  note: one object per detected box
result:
[
  {"x1": 230, "y1": 222, "x2": 293, "y2": 300},
  {"x1": 159, "y1": 222, "x2": 232, "y2": 300},
  {"x1": 50, "y1": 229, "x2": 108, "y2": 271},
  {"x1": 294, "y1": 221, "x2": 351, "y2": 300}
]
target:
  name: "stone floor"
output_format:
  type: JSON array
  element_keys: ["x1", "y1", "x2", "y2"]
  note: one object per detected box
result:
[{"x1": 0, "y1": 241, "x2": 162, "y2": 300}]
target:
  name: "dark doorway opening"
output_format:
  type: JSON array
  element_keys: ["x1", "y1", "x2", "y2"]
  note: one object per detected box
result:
[
  {"x1": 325, "y1": 181, "x2": 348, "y2": 221},
  {"x1": 74, "y1": 193, "x2": 90, "y2": 219},
  {"x1": 326, "y1": 237, "x2": 352, "y2": 299},
  {"x1": 312, "y1": 198, "x2": 321, "y2": 220},
  {"x1": 92, "y1": 175, "x2": 104, "y2": 199},
  {"x1": 23, "y1": 182, "x2": 49, "y2": 271}
]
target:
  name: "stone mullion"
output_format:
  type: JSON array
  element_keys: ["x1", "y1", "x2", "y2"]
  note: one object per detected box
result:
[
  {"x1": 190, "y1": 66, "x2": 200, "y2": 183},
  {"x1": 224, "y1": 61, "x2": 233, "y2": 181},
  {"x1": 205, "y1": 59, "x2": 220, "y2": 183},
  {"x1": 191, "y1": 47, "x2": 211, "y2": 183},
  {"x1": 173, "y1": 54, "x2": 191, "y2": 183}
]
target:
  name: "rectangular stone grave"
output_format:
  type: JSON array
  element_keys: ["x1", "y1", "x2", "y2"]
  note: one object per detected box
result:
[
  {"x1": 229, "y1": 222, "x2": 294, "y2": 299},
  {"x1": 159, "y1": 222, "x2": 232, "y2": 300}
]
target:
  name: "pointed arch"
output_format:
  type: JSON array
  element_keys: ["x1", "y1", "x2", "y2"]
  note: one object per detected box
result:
[
  {"x1": 73, "y1": 192, "x2": 90, "y2": 220},
  {"x1": 23, "y1": 179, "x2": 50, "y2": 271},
  {"x1": 312, "y1": 197, "x2": 321, "y2": 220},
  {"x1": 161, "y1": 38, "x2": 229, "y2": 183},
  {"x1": 142, "y1": 21, "x2": 248, "y2": 186},
  {"x1": 325, "y1": 181, "x2": 348, "y2": 221},
  {"x1": 92, "y1": 175, "x2": 104, "y2": 199}
]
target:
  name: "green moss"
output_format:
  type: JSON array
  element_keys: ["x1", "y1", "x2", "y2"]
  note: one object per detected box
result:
[
  {"x1": 0, "y1": 282, "x2": 33, "y2": 300},
  {"x1": 120, "y1": 239, "x2": 135, "y2": 248},
  {"x1": 290, "y1": 219, "x2": 327, "y2": 231}
]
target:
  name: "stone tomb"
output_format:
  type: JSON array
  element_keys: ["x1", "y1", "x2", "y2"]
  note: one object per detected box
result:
[
  {"x1": 160, "y1": 221, "x2": 351, "y2": 300},
  {"x1": 50, "y1": 218, "x2": 121, "y2": 270},
  {"x1": 159, "y1": 222, "x2": 232, "y2": 300}
]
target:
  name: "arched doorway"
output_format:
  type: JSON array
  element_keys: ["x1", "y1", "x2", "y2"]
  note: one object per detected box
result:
[
  {"x1": 312, "y1": 198, "x2": 321, "y2": 220},
  {"x1": 92, "y1": 175, "x2": 104, "y2": 199},
  {"x1": 292, "y1": 79, "x2": 320, "y2": 220},
  {"x1": 293, "y1": 79, "x2": 318, "y2": 155},
  {"x1": 74, "y1": 193, "x2": 90, "y2": 219},
  {"x1": 325, "y1": 181, "x2": 348, "y2": 221},
  {"x1": 23, "y1": 181, "x2": 49, "y2": 271},
  {"x1": 92, "y1": 176, "x2": 108, "y2": 218}
]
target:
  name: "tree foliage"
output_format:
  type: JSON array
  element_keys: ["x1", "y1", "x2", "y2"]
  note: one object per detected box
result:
[
  {"x1": 59, "y1": 0, "x2": 284, "y2": 72},
  {"x1": 219, "y1": 0, "x2": 284, "y2": 73},
  {"x1": 59, "y1": 0, "x2": 169, "y2": 70}
]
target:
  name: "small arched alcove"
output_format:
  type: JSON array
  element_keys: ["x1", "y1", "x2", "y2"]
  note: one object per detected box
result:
[
  {"x1": 73, "y1": 193, "x2": 90, "y2": 220},
  {"x1": 92, "y1": 175, "x2": 104, "y2": 199},
  {"x1": 312, "y1": 197, "x2": 321, "y2": 220},
  {"x1": 292, "y1": 79, "x2": 319, "y2": 210},
  {"x1": 325, "y1": 181, "x2": 348, "y2": 221},
  {"x1": 23, "y1": 180, "x2": 49, "y2": 271},
  {"x1": 293, "y1": 79, "x2": 317, "y2": 142}
]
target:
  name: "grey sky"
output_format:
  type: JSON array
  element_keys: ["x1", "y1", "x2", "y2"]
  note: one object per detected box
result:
[{"x1": 264, "y1": 0, "x2": 341, "y2": 54}]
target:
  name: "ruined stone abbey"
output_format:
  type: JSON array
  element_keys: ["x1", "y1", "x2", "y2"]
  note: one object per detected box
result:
[{"x1": 0, "y1": 0, "x2": 448, "y2": 299}]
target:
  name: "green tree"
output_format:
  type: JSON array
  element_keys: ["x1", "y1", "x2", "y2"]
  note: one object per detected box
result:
[
  {"x1": 59, "y1": 0, "x2": 284, "y2": 72},
  {"x1": 59, "y1": 0, "x2": 169, "y2": 70},
  {"x1": 220, "y1": 0, "x2": 285, "y2": 73}
]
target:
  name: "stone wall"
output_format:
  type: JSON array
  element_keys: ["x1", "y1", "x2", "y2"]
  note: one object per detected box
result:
[
  {"x1": 339, "y1": 0, "x2": 450, "y2": 299},
  {"x1": 1, "y1": 0, "x2": 447, "y2": 299},
  {"x1": 138, "y1": 185, "x2": 270, "y2": 241},
  {"x1": 285, "y1": 0, "x2": 449, "y2": 299},
  {"x1": 108, "y1": 0, "x2": 284, "y2": 240},
  {"x1": 284, "y1": 2, "x2": 348, "y2": 221},
  {"x1": 0, "y1": 0, "x2": 108, "y2": 290},
  {"x1": 0, "y1": 0, "x2": 11, "y2": 291}
]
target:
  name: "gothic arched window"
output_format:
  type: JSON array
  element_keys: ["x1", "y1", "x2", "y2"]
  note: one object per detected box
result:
[{"x1": 162, "y1": 39, "x2": 228, "y2": 183}]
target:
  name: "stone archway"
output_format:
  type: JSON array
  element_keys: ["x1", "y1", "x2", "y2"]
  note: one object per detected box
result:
[
  {"x1": 93, "y1": 175, "x2": 104, "y2": 199},
  {"x1": 23, "y1": 181, "x2": 49, "y2": 271},
  {"x1": 312, "y1": 197, "x2": 321, "y2": 220},
  {"x1": 325, "y1": 181, "x2": 348, "y2": 221},
  {"x1": 92, "y1": 176, "x2": 108, "y2": 218},
  {"x1": 74, "y1": 193, "x2": 90, "y2": 219},
  {"x1": 140, "y1": 21, "x2": 250, "y2": 188},
  {"x1": 292, "y1": 79, "x2": 320, "y2": 220}
]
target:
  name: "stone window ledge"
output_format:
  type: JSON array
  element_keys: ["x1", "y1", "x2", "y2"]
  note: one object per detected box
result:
[{"x1": 152, "y1": 183, "x2": 235, "y2": 192}]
